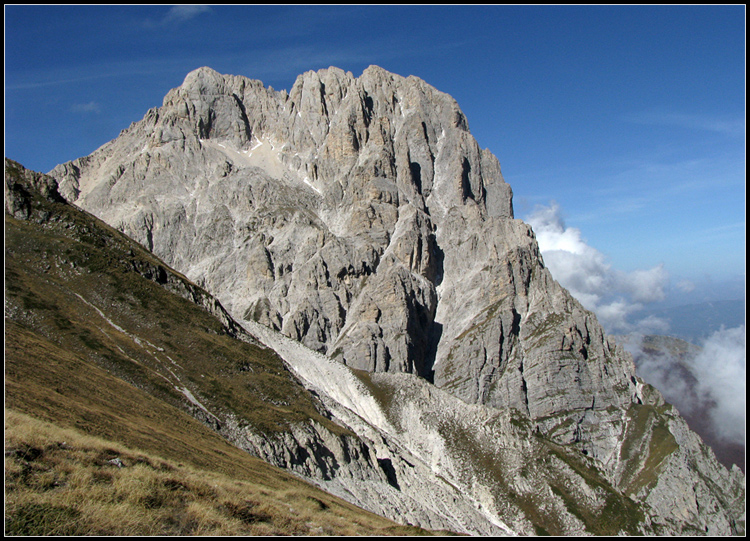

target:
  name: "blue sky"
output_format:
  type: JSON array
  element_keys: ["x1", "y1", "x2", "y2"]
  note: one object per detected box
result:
[{"x1": 5, "y1": 5, "x2": 745, "y2": 316}]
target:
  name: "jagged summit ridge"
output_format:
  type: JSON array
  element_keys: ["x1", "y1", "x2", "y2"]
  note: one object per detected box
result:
[
  {"x1": 46, "y1": 66, "x2": 745, "y2": 534},
  {"x1": 51, "y1": 65, "x2": 627, "y2": 417}
]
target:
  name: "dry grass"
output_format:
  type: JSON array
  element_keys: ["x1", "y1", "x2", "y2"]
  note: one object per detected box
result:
[{"x1": 5, "y1": 410, "x2": 435, "y2": 536}]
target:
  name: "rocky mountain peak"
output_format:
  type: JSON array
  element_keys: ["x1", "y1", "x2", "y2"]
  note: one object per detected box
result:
[
  {"x1": 49, "y1": 66, "x2": 627, "y2": 417},
  {"x1": 20, "y1": 64, "x2": 747, "y2": 534}
]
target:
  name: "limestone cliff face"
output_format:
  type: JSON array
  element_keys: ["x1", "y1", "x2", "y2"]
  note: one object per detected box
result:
[
  {"x1": 51, "y1": 66, "x2": 633, "y2": 419},
  {"x1": 48, "y1": 67, "x2": 744, "y2": 534}
]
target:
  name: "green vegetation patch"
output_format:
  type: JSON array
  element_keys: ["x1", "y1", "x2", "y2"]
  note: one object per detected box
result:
[
  {"x1": 620, "y1": 403, "x2": 679, "y2": 497},
  {"x1": 349, "y1": 369, "x2": 402, "y2": 428},
  {"x1": 542, "y1": 438, "x2": 646, "y2": 535}
]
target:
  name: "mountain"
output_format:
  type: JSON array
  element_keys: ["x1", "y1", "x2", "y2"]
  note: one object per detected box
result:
[
  {"x1": 50, "y1": 65, "x2": 637, "y2": 416},
  {"x1": 7, "y1": 65, "x2": 745, "y2": 534},
  {"x1": 6, "y1": 156, "x2": 657, "y2": 536},
  {"x1": 630, "y1": 300, "x2": 745, "y2": 344}
]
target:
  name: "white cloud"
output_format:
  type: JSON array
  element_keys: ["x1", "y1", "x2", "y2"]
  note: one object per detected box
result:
[
  {"x1": 633, "y1": 314, "x2": 671, "y2": 335},
  {"x1": 71, "y1": 101, "x2": 101, "y2": 114},
  {"x1": 625, "y1": 334, "x2": 699, "y2": 414},
  {"x1": 528, "y1": 203, "x2": 746, "y2": 447},
  {"x1": 624, "y1": 111, "x2": 745, "y2": 138},
  {"x1": 526, "y1": 202, "x2": 668, "y2": 333},
  {"x1": 616, "y1": 266, "x2": 667, "y2": 304},
  {"x1": 141, "y1": 5, "x2": 212, "y2": 28},
  {"x1": 691, "y1": 325, "x2": 746, "y2": 445},
  {"x1": 163, "y1": 5, "x2": 212, "y2": 25},
  {"x1": 676, "y1": 279, "x2": 696, "y2": 293}
]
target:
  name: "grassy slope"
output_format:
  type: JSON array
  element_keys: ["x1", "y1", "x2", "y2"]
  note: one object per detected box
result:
[
  {"x1": 4, "y1": 161, "x2": 435, "y2": 536},
  {"x1": 4, "y1": 409, "x2": 429, "y2": 536}
]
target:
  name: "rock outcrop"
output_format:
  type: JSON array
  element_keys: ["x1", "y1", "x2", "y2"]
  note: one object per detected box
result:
[
  {"x1": 50, "y1": 66, "x2": 630, "y2": 413},
  {"x1": 46, "y1": 66, "x2": 745, "y2": 534}
]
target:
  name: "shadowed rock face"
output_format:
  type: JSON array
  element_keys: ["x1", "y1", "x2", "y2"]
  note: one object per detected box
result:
[{"x1": 45, "y1": 67, "x2": 745, "y2": 534}]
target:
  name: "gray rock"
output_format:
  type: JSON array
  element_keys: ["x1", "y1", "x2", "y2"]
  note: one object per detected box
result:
[
  {"x1": 47, "y1": 66, "x2": 744, "y2": 535},
  {"x1": 5, "y1": 159, "x2": 67, "y2": 220}
]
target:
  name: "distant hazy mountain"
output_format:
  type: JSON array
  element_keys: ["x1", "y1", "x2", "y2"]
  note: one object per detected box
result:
[{"x1": 632, "y1": 299, "x2": 745, "y2": 344}]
